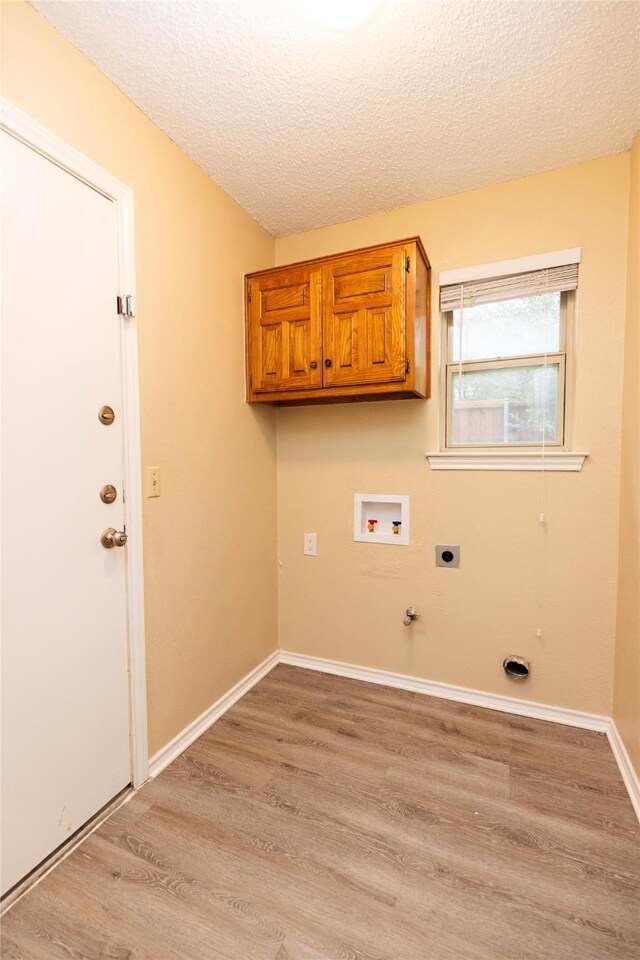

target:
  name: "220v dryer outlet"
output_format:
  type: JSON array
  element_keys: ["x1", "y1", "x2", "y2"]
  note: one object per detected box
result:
[{"x1": 436, "y1": 544, "x2": 460, "y2": 567}]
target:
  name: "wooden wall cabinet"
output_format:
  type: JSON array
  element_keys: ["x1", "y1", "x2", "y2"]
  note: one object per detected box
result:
[{"x1": 245, "y1": 237, "x2": 430, "y2": 405}]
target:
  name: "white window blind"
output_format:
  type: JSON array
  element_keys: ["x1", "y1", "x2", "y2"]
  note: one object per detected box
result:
[{"x1": 440, "y1": 263, "x2": 579, "y2": 312}]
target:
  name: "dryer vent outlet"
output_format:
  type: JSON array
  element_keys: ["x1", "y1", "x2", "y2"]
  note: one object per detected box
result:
[{"x1": 503, "y1": 655, "x2": 530, "y2": 680}]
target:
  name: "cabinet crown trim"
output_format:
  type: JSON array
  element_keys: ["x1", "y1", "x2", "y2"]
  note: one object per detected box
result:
[{"x1": 246, "y1": 236, "x2": 429, "y2": 278}]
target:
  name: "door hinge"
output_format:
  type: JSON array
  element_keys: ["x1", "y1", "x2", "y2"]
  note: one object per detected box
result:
[
  {"x1": 405, "y1": 256, "x2": 410, "y2": 273},
  {"x1": 248, "y1": 288, "x2": 252, "y2": 303},
  {"x1": 117, "y1": 294, "x2": 135, "y2": 318},
  {"x1": 405, "y1": 358, "x2": 410, "y2": 374},
  {"x1": 249, "y1": 373, "x2": 253, "y2": 388}
]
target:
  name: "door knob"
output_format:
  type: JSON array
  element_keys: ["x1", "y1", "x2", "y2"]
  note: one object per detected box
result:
[
  {"x1": 101, "y1": 527, "x2": 128, "y2": 549},
  {"x1": 324, "y1": 359, "x2": 332, "y2": 368}
]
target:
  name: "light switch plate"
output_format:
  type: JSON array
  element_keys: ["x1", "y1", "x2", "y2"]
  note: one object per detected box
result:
[
  {"x1": 146, "y1": 466, "x2": 161, "y2": 498},
  {"x1": 436, "y1": 544, "x2": 460, "y2": 567}
]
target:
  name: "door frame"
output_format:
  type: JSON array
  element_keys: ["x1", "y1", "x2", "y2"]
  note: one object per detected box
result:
[{"x1": 1, "y1": 99, "x2": 149, "y2": 788}]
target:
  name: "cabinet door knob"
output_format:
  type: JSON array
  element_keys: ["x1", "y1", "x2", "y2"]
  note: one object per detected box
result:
[
  {"x1": 324, "y1": 359, "x2": 332, "y2": 368},
  {"x1": 310, "y1": 360, "x2": 318, "y2": 369}
]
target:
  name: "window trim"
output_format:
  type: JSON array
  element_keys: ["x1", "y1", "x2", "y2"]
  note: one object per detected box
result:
[
  {"x1": 425, "y1": 450, "x2": 588, "y2": 471},
  {"x1": 441, "y1": 290, "x2": 574, "y2": 451},
  {"x1": 439, "y1": 247, "x2": 581, "y2": 287}
]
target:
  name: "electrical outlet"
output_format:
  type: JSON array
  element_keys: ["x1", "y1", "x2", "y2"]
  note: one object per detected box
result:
[
  {"x1": 436, "y1": 544, "x2": 460, "y2": 567},
  {"x1": 303, "y1": 533, "x2": 317, "y2": 556},
  {"x1": 145, "y1": 466, "x2": 161, "y2": 498}
]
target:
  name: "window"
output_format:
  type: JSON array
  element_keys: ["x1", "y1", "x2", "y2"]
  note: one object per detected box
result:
[{"x1": 441, "y1": 263, "x2": 577, "y2": 449}]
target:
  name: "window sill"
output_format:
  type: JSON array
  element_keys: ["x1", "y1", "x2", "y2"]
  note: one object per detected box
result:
[{"x1": 425, "y1": 451, "x2": 589, "y2": 472}]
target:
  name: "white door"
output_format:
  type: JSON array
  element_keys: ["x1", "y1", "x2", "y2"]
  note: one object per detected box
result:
[{"x1": 1, "y1": 130, "x2": 131, "y2": 896}]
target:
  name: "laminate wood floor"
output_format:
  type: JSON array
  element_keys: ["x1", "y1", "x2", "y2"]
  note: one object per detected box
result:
[{"x1": 2, "y1": 664, "x2": 639, "y2": 960}]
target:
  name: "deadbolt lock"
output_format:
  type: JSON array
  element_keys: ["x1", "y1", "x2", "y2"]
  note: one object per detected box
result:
[
  {"x1": 100, "y1": 484, "x2": 118, "y2": 504},
  {"x1": 98, "y1": 405, "x2": 115, "y2": 425},
  {"x1": 101, "y1": 527, "x2": 127, "y2": 549}
]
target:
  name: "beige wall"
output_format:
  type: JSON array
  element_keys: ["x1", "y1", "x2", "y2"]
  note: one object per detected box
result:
[
  {"x1": 1, "y1": 0, "x2": 278, "y2": 755},
  {"x1": 614, "y1": 132, "x2": 640, "y2": 773},
  {"x1": 276, "y1": 154, "x2": 630, "y2": 717},
  {"x1": 2, "y1": 0, "x2": 637, "y2": 760}
]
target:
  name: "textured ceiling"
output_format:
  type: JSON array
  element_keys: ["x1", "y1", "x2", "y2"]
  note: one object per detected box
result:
[{"x1": 31, "y1": 0, "x2": 640, "y2": 237}]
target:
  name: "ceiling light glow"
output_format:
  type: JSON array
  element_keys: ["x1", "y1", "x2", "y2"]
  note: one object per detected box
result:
[{"x1": 303, "y1": 0, "x2": 381, "y2": 30}]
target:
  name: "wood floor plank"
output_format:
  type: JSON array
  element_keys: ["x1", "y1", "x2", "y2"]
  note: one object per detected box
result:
[
  {"x1": 146, "y1": 772, "x2": 405, "y2": 909},
  {"x1": 2, "y1": 664, "x2": 638, "y2": 960},
  {"x1": 214, "y1": 705, "x2": 391, "y2": 790}
]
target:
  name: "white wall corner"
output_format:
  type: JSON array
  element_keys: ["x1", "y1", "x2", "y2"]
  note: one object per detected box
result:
[
  {"x1": 148, "y1": 650, "x2": 279, "y2": 778},
  {"x1": 606, "y1": 720, "x2": 640, "y2": 823}
]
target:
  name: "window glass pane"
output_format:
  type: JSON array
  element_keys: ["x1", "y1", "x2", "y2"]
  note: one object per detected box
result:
[
  {"x1": 451, "y1": 364, "x2": 559, "y2": 445},
  {"x1": 451, "y1": 293, "x2": 561, "y2": 362}
]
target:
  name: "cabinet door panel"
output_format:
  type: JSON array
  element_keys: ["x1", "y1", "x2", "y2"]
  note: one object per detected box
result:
[
  {"x1": 249, "y1": 267, "x2": 322, "y2": 392},
  {"x1": 367, "y1": 308, "x2": 389, "y2": 367},
  {"x1": 335, "y1": 312, "x2": 357, "y2": 372},
  {"x1": 262, "y1": 283, "x2": 307, "y2": 313},
  {"x1": 260, "y1": 325, "x2": 280, "y2": 378},
  {"x1": 290, "y1": 320, "x2": 312, "y2": 375},
  {"x1": 334, "y1": 267, "x2": 388, "y2": 304},
  {"x1": 324, "y1": 247, "x2": 405, "y2": 387}
]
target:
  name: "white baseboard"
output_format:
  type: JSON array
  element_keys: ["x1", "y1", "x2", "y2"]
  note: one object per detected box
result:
[
  {"x1": 606, "y1": 720, "x2": 640, "y2": 822},
  {"x1": 148, "y1": 651, "x2": 279, "y2": 778},
  {"x1": 279, "y1": 651, "x2": 639, "y2": 822},
  {"x1": 278, "y1": 651, "x2": 610, "y2": 732},
  {"x1": 147, "y1": 647, "x2": 638, "y2": 824}
]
